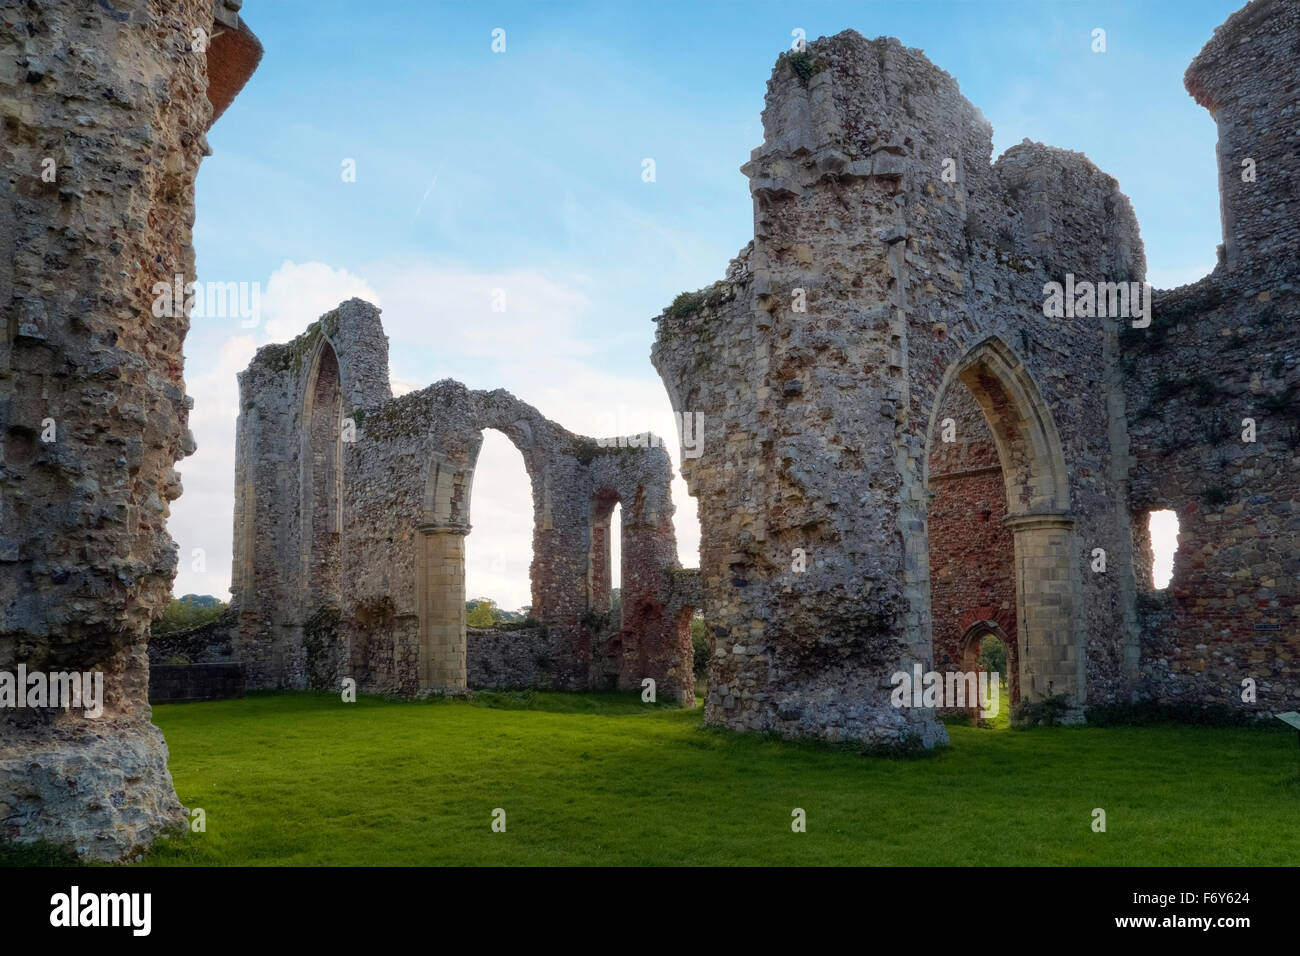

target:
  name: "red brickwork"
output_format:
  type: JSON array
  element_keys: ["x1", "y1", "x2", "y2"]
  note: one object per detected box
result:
[{"x1": 928, "y1": 385, "x2": 1020, "y2": 706}]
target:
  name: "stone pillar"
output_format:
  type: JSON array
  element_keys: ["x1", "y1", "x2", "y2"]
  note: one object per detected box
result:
[
  {"x1": 0, "y1": 0, "x2": 259, "y2": 860},
  {"x1": 1004, "y1": 512, "x2": 1083, "y2": 710},
  {"x1": 416, "y1": 524, "x2": 467, "y2": 691}
]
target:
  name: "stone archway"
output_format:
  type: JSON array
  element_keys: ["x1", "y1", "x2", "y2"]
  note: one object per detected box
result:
[
  {"x1": 925, "y1": 336, "x2": 1083, "y2": 713},
  {"x1": 300, "y1": 339, "x2": 344, "y2": 613},
  {"x1": 416, "y1": 452, "x2": 474, "y2": 692},
  {"x1": 415, "y1": 420, "x2": 548, "y2": 694},
  {"x1": 958, "y1": 620, "x2": 1017, "y2": 715},
  {"x1": 297, "y1": 338, "x2": 345, "y2": 688}
]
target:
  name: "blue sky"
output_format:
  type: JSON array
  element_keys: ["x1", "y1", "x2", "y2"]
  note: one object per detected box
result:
[{"x1": 173, "y1": 0, "x2": 1240, "y2": 607}]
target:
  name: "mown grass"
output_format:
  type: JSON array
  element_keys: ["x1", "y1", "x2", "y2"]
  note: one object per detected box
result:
[{"x1": 105, "y1": 689, "x2": 1300, "y2": 866}]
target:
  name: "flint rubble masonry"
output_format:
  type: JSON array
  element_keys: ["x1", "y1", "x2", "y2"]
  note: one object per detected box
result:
[
  {"x1": 653, "y1": 0, "x2": 1298, "y2": 745},
  {"x1": 0, "y1": 0, "x2": 261, "y2": 860}
]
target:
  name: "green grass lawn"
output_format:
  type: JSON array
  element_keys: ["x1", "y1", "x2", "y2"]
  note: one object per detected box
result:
[{"x1": 126, "y1": 689, "x2": 1300, "y2": 866}]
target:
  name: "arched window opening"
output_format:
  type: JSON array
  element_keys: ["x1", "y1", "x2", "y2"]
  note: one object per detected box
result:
[
  {"x1": 465, "y1": 429, "x2": 534, "y2": 625},
  {"x1": 1148, "y1": 509, "x2": 1180, "y2": 590},
  {"x1": 609, "y1": 502, "x2": 623, "y2": 622}
]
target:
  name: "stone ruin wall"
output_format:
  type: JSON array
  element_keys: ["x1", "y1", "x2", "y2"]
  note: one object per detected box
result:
[
  {"x1": 0, "y1": 0, "x2": 259, "y2": 858},
  {"x1": 1122, "y1": 0, "x2": 1299, "y2": 712},
  {"x1": 927, "y1": 384, "x2": 1019, "y2": 706},
  {"x1": 654, "y1": 32, "x2": 1145, "y2": 746},
  {"x1": 653, "y1": 0, "x2": 1299, "y2": 744},
  {"x1": 1, "y1": 0, "x2": 1294, "y2": 864},
  {"x1": 231, "y1": 300, "x2": 696, "y2": 705},
  {"x1": 230, "y1": 299, "x2": 392, "y2": 689}
]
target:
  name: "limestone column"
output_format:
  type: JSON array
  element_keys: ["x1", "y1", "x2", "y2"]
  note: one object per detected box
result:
[
  {"x1": 1003, "y1": 512, "x2": 1084, "y2": 709},
  {"x1": 416, "y1": 524, "x2": 468, "y2": 691}
]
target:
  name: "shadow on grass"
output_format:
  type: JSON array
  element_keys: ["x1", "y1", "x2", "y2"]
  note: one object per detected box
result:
[
  {"x1": 168, "y1": 687, "x2": 688, "y2": 719},
  {"x1": 0, "y1": 839, "x2": 81, "y2": 868},
  {"x1": 465, "y1": 689, "x2": 682, "y2": 715}
]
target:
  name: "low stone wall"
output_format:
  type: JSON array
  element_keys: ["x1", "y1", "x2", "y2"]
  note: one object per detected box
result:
[
  {"x1": 467, "y1": 626, "x2": 583, "y2": 691},
  {"x1": 148, "y1": 611, "x2": 243, "y2": 703},
  {"x1": 147, "y1": 610, "x2": 237, "y2": 665},
  {"x1": 149, "y1": 663, "x2": 246, "y2": 704}
]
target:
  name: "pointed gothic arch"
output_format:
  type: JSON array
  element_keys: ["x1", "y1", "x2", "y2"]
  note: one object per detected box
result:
[{"x1": 925, "y1": 336, "x2": 1083, "y2": 710}]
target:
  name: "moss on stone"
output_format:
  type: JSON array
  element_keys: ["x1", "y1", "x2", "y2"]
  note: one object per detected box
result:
[
  {"x1": 780, "y1": 50, "x2": 825, "y2": 83},
  {"x1": 665, "y1": 289, "x2": 710, "y2": 320},
  {"x1": 1202, "y1": 486, "x2": 1229, "y2": 507},
  {"x1": 1121, "y1": 282, "x2": 1225, "y2": 351},
  {"x1": 252, "y1": 316, "x2": 330, "y2": 376},
  {"x1": 660, "y1": 284, "x2": 735, "y2": 344}
]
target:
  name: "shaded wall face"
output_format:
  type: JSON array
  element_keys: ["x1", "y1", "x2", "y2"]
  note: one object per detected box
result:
[
  {"x1": 587, "y1": 496, "x2": 616, "y2": 615},
  {"x1": 306, "y1": 346, "x2": 343, "y2": 611},
  {"x1": 0, "y1": 0, "x2": 234, "y2": 858},
  {"x1": 1124, "y1": 279, "x2": 1299, "y2": 712}
]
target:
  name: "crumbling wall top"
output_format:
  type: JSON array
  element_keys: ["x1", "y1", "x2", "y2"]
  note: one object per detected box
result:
[{"x1": 1185, "y1": 0, "x2": 1291, "y2": 110}]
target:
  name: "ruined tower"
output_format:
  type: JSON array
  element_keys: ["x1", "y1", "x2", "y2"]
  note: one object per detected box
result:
[
  {"x1": 655, "y1": 1, "x2": 1298, "y2": 747},
  {"x1": 655, "y1": 31, "x2": 1166, "y2": 747},
  {"x1": 1125, "y1": 0, "x2": 1299, "y2": 710},
  {"x1": 0, "y1": 0, "x2": 260, "y2": 859},
  {"x1": 1184, "y1": 0, "x2": 1299, "y2": 276}
]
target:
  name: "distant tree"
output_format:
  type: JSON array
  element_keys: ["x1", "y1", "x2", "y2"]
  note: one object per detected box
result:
[
  {"x1": 690, "y1": 614, "x2": 709, "y2": 679},
  {"x1": 153, "y1": 594, "x2": 228, "y2": 637},
  {"x1": 467, "y1": 598, "x2": 498, "y2": 628},
  {"x1": 978, "y1": 635, "x2": 1008, "y2": 678}
]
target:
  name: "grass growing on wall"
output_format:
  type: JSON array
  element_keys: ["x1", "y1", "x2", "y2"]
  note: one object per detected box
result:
[{"x1": 116, "y1": 691, "x2": 1300, "y2": 865}]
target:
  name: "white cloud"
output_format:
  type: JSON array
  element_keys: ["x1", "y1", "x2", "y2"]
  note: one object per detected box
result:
[
  {"x1": 363, "y1": 261, "x2": 594, "y2": 366},
  {"x1": 260, "y1": 259, "x2": 382, "y2": 342},
  {"x1": 389, "y1": 376, "x2": 419, "y2": 397},
  {"x1": 170, "y1": 334, "x2": 258, "y2": 600}
]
